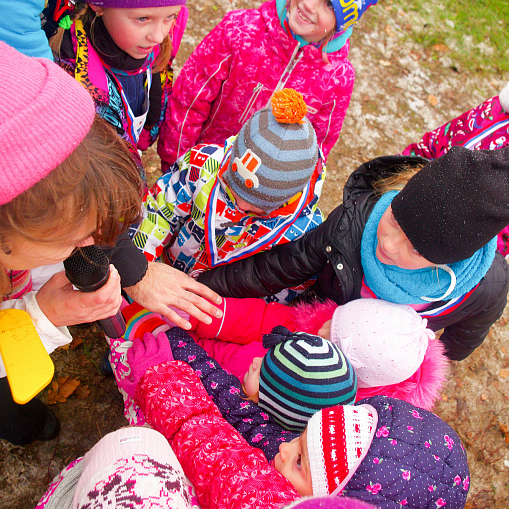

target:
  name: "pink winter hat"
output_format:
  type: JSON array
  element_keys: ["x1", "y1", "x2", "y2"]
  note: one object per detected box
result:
[
  {"x1": 330, "y1": 299, "x2": 434, "y2": 388},
  {"x1": 0, "y1": 42, "x2": 94, "y2": 205}
]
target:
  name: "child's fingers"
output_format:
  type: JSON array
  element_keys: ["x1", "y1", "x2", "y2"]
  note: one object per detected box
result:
[
  {"x1": 142, "y1": 332, "x2": 159, "y2": 357},
  {"x1": 156, "y1": 331, "x2": 174, "y2": 361}
]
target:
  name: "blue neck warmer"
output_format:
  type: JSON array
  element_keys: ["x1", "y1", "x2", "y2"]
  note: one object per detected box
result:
[
  {"x1": 360, "y1": 191, "x2": 497, "y2": 304},
  {"x1": 276, "y1": 0, "x2": 352, "y2": 53}
]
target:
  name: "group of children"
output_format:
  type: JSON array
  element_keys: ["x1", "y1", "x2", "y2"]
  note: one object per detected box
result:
[{"x1": 1, "y1": 0, "x2": 509, "y2": 507}]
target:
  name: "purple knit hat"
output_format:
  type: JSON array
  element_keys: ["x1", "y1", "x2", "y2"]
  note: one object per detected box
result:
[
  {"x1": 84, "y1": 0, "x2": 187, "y2": 6},
  {"x1": 0, "y1": 42, "x2": 95, "y2": 206}
]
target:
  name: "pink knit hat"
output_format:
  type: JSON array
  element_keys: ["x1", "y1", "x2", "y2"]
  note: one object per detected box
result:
[
  {"x1": 330, "y1": 299, "x2": 434, "y2": 388},
  {"x1": 73, "y1": 427, "x2": 198, "y2": 508},
  {"x1": 0, "y1": 42, "x2": 95, "y2": 206},
  {"x1": 306, "y1": 405, "x2": 378, "y2": 496}
]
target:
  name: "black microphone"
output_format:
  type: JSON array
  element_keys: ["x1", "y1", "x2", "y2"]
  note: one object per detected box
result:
[{"x1": 63, "y1": 245, "x2": 126, "y2": 338}]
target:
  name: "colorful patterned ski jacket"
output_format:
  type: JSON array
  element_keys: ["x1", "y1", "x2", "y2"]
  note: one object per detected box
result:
[
  {"x1": 402, "y1": 93, "x2": 509, "y2": 255},
  {"x1": 157, "y1": 0, "x2": 355, "y2": 166},
  {"x1": 129, "y1": 136, "x2": 324, "y2": 298},
  {"x1": 135, "y1": 357, "x2": 300, "y2": 509}
]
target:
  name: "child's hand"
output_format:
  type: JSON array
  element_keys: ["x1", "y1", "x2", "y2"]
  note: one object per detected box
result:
[
  {"x1": 120, "y1": 332, "x2": 174, "y2": 398},
  {"x1": 317, "y1": 319, "x2": 332, "y2": 341}
]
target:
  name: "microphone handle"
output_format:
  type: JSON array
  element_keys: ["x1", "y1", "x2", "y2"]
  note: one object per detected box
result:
[{"x1": 98, "y1": 310, "x2": 126, "y2": 339}]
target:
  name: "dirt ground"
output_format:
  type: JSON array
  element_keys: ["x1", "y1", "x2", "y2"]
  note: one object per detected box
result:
[{"x1": 1, "y1": 1, "x2": 509, "y2": 508}]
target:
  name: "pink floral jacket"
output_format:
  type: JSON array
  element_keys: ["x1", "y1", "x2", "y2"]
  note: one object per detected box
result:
[
  {"x1": 158, "y1": 0, "x2": 355, "y2": 165},
  {"x1": 136, "y1": 360, "x2": 300, "y2": 509}
]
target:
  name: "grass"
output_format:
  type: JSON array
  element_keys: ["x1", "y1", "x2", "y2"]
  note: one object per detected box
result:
[{"x1": 388, "y1": 0, "x2": 509, "y2": 74}]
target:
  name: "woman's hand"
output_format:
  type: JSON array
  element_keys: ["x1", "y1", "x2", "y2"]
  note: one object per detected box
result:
[
  {"x1": 124, "y1": 262, "x2": 223, "y2": 330},
  {"x1": 36, "y1": 265, "x2": 122, "y2": 328}
]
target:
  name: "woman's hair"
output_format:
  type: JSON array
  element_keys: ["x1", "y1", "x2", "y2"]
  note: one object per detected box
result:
[
  {"x1": 49, "y1": 4, "x2": 173, "y2": 72},
  {"x1": 0, "y1": 116, "x2": 142, "y2": 295},
  {"x1": 372, "y1": 163, "x2": 425, "y2": 196}
]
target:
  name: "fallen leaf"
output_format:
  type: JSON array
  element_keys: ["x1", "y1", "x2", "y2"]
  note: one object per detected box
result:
[
  {"x1": 75, "y1": 385, "x2": 90, "y2": 400},
  {"x1": 70, "y1": 336, "x2": 83, "y2": 349},
  {"x1": 481, "y1": 393, "x2": 488, "y2": 401},
  {"x1": 442, "y1": 394, "x2": 448, "y2": 402},
  {"x1": 385, "y1": 25, "x2": 396, "y2": 37},
  {"x1": 432, "y1": 43, "x2": 449, "y2": 53},
  {"x1": 47, "y1": 377, "x2": 81, "y2": 404},
  {"x1": 500, "y1": 369, "x2": 509, "y2": 379},
  {"x1": 500, "y1": 423, "x2": 509, "y2": 445},
  {"x1": 379, "y1": 59, "x2": 392, "y2": 67},
  {"x1": 428, "y1": 95, "x2": 438, "y2": 107}
]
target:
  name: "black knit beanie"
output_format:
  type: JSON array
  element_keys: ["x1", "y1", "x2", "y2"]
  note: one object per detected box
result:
[{"x1": 392, "y1": 146, "x2": 509, "y2": 264}]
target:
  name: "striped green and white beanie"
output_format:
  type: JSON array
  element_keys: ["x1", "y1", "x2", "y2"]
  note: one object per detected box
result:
[
  {"x1": 259, "y1": 326, "x2": 358, "y2": 431},
  {"x1": 222, "y1": 88, "x2": 318, "y2": 212}
]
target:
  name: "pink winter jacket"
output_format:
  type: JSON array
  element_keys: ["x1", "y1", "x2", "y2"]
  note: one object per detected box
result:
[
  {"x1": 136, "y1": 360, "x2": 301, "y2": 509},
  {"x1": 190, "y1": 298, "x2": 448, "y2": 411},
  {"x1": 158, "y1": 0, "x2": 355, "y2": 166}
]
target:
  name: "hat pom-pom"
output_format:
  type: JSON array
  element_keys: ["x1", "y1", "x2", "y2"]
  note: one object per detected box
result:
[
  {"x1": 271, "y1": 88, "x2": 307, "y2": 124},
  {"x1": 262, "y1": 325, "x2": 294, "y2": 349}
]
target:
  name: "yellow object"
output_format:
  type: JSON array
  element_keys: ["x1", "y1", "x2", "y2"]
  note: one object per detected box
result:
[{"x1": 0, "y1": 309, "x2": 54, "y2": 404}]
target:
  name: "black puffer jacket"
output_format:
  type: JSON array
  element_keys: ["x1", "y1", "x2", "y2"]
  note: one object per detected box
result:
[{"x1": 199, "y1": 155, "x2": 509, "y2": 360}]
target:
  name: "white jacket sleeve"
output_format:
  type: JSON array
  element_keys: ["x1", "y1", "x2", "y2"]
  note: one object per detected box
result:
[{"x1": 0, "y1": 291, "x2": 72, "y2": 378}]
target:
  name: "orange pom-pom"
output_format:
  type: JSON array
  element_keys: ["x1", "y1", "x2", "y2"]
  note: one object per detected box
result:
[{"x1": 271, "y1": 88, "x2": 307, "y2": 124}]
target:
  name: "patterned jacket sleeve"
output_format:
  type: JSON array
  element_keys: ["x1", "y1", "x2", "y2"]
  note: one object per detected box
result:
[
  {"x1": 128, "y1": 159, "x2": 196, "y2": 261},
  {"x1": 157, "y1": 16, "x2": 234, "y2": 165},
  {"x1": 166, "y1": 327, "x2": 300, "y2": 461},
  {"x1": 135, "y1": 359, "x2": 300, "y2": 509},
  {"x1": 401, "y1": 96, "x2": 509, "y2": 158}
]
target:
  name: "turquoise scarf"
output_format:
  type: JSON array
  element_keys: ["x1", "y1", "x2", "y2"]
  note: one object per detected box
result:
[
  {"x1": 360, "y1": 191, "x2": 497, "y2": 304},
  {"x1": 275, "y1": 0, "x2": 352, "y2": 53}
]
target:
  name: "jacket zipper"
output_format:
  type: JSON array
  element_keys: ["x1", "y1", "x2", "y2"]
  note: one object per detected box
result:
[
  {"x1": 268, "y1": 46, "x2": 303, "y2": 106},
  {"x1": 239, "y1": 82, "x2": 264, "y2": 125}
]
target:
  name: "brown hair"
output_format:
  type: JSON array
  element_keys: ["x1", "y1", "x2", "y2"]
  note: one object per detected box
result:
[
  {"x1": 0, "y1": 116, "x2": 142, "y2": 295},
  {"x1": 49, "y1": 5, "x2": 173, "y2": 72}
]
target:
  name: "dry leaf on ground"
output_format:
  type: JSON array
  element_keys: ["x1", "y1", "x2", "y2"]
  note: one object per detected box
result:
[{"x1": 46, "y1": 376, "x2": 81, "y2": 404}]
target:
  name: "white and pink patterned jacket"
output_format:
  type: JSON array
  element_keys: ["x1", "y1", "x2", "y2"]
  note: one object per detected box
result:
[{"x1": 158, "y1": 0, "x2": 355, "y2": 166}]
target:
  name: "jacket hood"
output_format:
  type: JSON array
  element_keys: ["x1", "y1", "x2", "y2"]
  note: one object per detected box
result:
[{"x1": 346, "y1": 395, "x2": 470, "y2": 509}]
